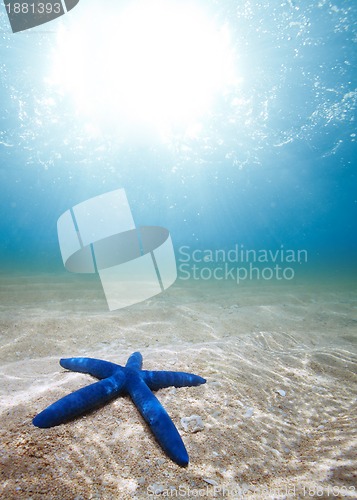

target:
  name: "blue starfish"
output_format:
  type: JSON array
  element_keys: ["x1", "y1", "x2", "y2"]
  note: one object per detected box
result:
[{"x1": 33, "y1": 352, "x2": 206, "y2": 466}]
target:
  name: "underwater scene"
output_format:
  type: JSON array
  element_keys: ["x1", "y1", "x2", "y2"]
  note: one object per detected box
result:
[{"x1": 0, "y1": 0, "x2": 356, "y2": 498}]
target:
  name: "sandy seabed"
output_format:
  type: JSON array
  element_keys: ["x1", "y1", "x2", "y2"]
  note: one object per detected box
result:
[{"x1": 0, "y1": 273, "x2": 356, "y2": 499}]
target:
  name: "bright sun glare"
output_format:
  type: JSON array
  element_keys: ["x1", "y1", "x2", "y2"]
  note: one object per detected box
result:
[{"x1": 49, "y1": 0, "x2": 237, "y2": 141}]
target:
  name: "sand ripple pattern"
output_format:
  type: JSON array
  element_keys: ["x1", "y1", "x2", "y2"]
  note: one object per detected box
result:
[{"x1": 0, "y1": 277, "x2": 356, "y2": 499}]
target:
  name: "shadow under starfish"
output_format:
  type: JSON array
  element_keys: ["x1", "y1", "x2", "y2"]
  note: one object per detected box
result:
[{"x1": 33, "y1": 352, "x2": 206, "y2": 466}]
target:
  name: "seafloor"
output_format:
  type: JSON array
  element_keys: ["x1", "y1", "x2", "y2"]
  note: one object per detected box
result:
[{"x1": 0, "y1": 273, "x2": 356, "y2": 499}]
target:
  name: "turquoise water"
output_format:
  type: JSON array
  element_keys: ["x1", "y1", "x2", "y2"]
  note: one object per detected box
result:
[
  {"x1": 1, "y1": 4, "x2": 357, "y2": 497},
  {"x1": 0, "y1": 1, "x2": 356, "y2": 279}
]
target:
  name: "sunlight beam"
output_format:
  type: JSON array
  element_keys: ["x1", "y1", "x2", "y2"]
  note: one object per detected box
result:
[{"x1": 48, "y1": 0, "x2": 238, "y2": 141}]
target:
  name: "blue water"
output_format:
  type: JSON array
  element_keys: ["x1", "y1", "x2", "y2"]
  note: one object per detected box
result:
[
  {"x1": 1, "y1": 5, "x2": 357, "y2": 496},
  {"x1": 0, "y1": 0, "x2": 356, "y2": 280}
]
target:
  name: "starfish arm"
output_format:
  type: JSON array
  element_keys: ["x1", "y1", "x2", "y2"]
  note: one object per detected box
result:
[
  {"x1": 60, "y1": 357, "x2": 120, "y2": 379},
  {"x1": 126, "y1": 373, "x2": 189, "y2": 467},
  {"x1": 142, "y1": 370, "x2": 206, "y2": 391},
  {"x1": 125, "y1": 352, "x2": 143, "y2": 370},
  {"x1": 33, "y1": 373, "x2": 126, "y2": 428}
]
